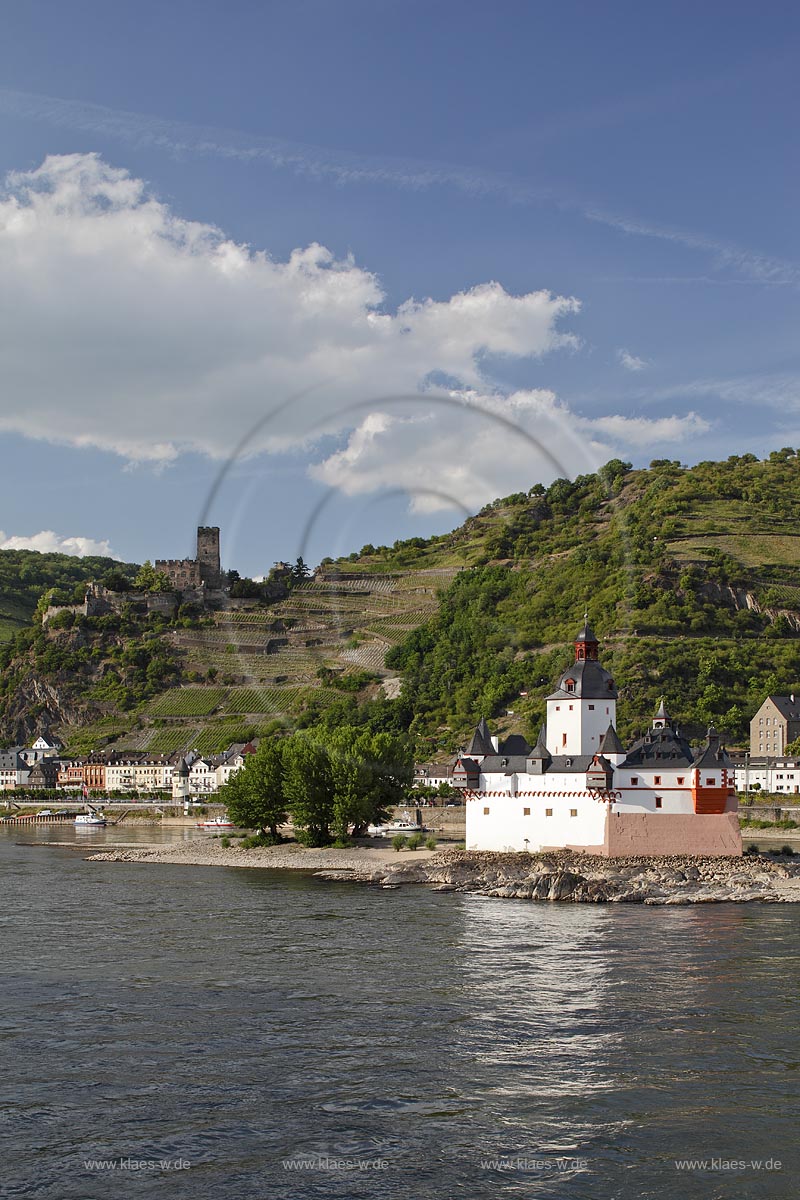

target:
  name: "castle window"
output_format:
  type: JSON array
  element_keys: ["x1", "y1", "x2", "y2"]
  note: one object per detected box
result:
[
  {"x1": 523, "y1": 807, "x2": 530, "y2": 816},
  {"x1": 588, "y1": 704, "x2": 594, "y2": 710},
  {"x1": 631, "y1": 776, "x2": 639, "y2": 785},
  {"x1": 677, "y1": 776, "x2": 685, "y2": 785},
  {"x1": 570, "y1": 808, "x2": 578, "y2": 817},
  {"x1": 545, "y1": 808, "x2": 553, "y2": 817},
  {"x1": 562, "y1": 733, "x2": 567, "y2": 748},
  {"x1": 483, "y1": 807, "x2": 490, "y2": 815},
  {"x1": 655, "y1": 797, "x2": 662, "y2": 809},
  {"x1": 705, "y1": 778, "x2": 715, "y2": 786},
  {"x1": 569, "y1": 705, "x2": 574, "y2": 711},
  {"x1": 653, "y1": 775, "x2": 661, "y2": 785}
]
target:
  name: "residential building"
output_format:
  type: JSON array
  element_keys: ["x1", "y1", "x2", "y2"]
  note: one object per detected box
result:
[{"x1": 750, "y1": 695, "x2": 800, "y2": 757}]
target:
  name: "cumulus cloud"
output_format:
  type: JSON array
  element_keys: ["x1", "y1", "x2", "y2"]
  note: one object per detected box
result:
[
  {"x1": 0, "y1": 530, "x2": 119, "y2": 557},
  {"x1": 0, "y1": 153, "x2": 580, "y2": 463},
  {"x1": 310, "y1": 389, "x2": 708, "y2": 513},
  {"x1": 0, "y1": 153, "x2": 715, "y2": 512},
  {"x1": 617, "y1": 348, "x2": 649, "y2": 371}
]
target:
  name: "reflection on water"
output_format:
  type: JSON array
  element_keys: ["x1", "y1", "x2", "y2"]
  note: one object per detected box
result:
[{"x1": 1, "y1": 828, "x2": 798, "y2": 1199}]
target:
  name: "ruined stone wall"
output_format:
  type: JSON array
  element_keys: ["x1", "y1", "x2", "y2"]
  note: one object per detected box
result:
[{"x1": 155, "y1": 558, "x2": 203, "y2": 589}]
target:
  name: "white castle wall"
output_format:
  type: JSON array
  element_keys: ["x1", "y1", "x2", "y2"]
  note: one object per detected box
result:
[{"x1": 545, "y1": 697, "x2": 617, "y2": 757}]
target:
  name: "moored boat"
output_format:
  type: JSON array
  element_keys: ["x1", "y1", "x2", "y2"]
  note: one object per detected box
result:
[
  {"x1": 196, "y1": 815, "x2": 235, "y2": 829},
  {"x1": 367, "y1": 818, "x2": 424, "y2": 838}
]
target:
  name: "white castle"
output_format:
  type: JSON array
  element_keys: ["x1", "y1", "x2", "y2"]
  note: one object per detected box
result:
[{"x1": 461, "y1": 622, "x2": 741, "y2": 857}]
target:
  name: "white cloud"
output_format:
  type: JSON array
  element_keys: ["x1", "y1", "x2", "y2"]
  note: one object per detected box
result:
[
  {"x1": 310, "y1": 389, "x2": 708, "y2": 513},
  {"x1": 0, "y1": 530, "x2": 119, "y2": 557},
  {"x1": 0, "y1": 153, "x2": 580, "y2": 463},
  {"x1": 0, "y1": 153, "x2": 715, "y2": 514},
  {"x1": 617, "y1": 348, "x2": 649, "y2": 371}
]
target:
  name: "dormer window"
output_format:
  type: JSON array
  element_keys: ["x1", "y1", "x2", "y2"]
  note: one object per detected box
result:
[{"x1": 565, "y1": 679, "x2": 575, "y2": 693}]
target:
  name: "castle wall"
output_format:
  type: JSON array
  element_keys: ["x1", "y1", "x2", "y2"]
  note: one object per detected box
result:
[
  {"x1": 155, "y1": 558, "x2": 203, "y2": 589},
  {"x1": 604, "y1": 811, "x2": 742, "y2": 857}
]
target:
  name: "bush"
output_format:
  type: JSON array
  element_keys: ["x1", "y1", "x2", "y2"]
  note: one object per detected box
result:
[
  {"x1": 406, "y1": 832, "x2": 424, "y2": 850},
  {"x1": 392, "y1": 833, "x2": 407, "y2": 851},
  {"x1": 425, "y1": 836, "x2": 437, "y2": 850},
  {"x1": 220, "y1": 836, "x2": 230, "y2": 848}
]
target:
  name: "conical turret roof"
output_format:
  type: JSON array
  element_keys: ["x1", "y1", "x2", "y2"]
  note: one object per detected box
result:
[
  {"x1": 465, "y1": 717, "x2": 494, "y2": 757},
  {"x1": 599, "y1": 723, "x2": 625, "y2": 755}
]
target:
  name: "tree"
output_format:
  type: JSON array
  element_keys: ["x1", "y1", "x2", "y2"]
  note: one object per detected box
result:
[
  {"x1": 326, "y1": 728, "x2": 373, "y2": 842},
  {"x1": 102, "y1": 570, "x2": 133, "y2": 593},
  {"x1": 221, "y1": 741, "x2": 287, "y2": 836},
  {"x1": 134, "y1": 560, "x2": 172, "y2": 593},
  {"x1": 283, "y1": 733, "x2": 334, "y2": 845}
]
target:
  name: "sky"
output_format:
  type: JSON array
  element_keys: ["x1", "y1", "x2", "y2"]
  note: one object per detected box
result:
[{"x1": 1, "y1": 0, "x2": 799, "y2": 575}]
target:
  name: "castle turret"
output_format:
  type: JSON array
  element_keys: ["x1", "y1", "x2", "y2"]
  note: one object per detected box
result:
[
  {"x1": 172, "y1": 757, "x2": 191, "y2": 803},
  {"x1": 545, "y1": 620, "x2": 618, "y2": 757}
]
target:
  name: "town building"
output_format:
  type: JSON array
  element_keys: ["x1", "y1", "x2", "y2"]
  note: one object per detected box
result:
[
  {"x1": 464, "y1": 622, "x2": 741, "y2": 857},
  {"x1": 750, "y1": 695, "x2": 800, "y2": 757},
  {"x1": 734, "y1": 757, "x2": 800, "y2": 796}
]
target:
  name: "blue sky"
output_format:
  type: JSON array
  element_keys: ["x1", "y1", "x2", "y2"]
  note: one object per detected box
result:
[{"x1": 1, "y1": 0, "x2": 799, "y2": 575}]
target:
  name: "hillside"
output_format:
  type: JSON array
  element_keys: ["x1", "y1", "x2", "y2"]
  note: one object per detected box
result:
[
  {"x1": 4, "y1": 449, "x2": 800, "y2": 754},
  {"x1": 0, "y1": 550, "x2": 138, "y2": 640}
]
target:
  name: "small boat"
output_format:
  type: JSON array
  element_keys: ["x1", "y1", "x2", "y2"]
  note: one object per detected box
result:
[
  {"x1": 75, "y1": 813, "x2": 107, "y2": 827},
  {"x1": 196, "y1": 815, "x2": 235, "y2": 830},
  {"x1": 367, "y1": 817, "x2": 424, "y2": 838}
]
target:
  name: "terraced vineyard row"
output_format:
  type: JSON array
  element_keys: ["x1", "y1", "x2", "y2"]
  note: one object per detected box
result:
[
  {"x1": 225, "y1": 685, "x2": 311, "y2": 713},
  {"x1": 147, "y1": 726, "x2": 202, "y2": 754},
  {"x1": 147, "y1": 686, "x2": 229, "y2": 717}
]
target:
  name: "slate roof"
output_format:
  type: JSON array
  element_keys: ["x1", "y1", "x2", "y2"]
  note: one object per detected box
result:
[
  {"x1": 465, "y1": 718, "x2": 494, "y2": 757},
  {"x1": 623, "y1": 725, "x2": 695, "y2": 768},
  {"x1": 692, "y1": 729, "x2": 732, "y2": 770},
  {"x1": 599, "y1": 724, "x2": 625, "y2": 754},
  {"x1": 528, "y1": 726, "x2": 551, "y2": 761},
  {"x1": 547, "y1": 658, "x2": 618, "y2": 701},
  {"x1": 479, "y1": 752, "x2": 598, "y2": 775},
  {"x1": 764, "y1": 695, "x2": 800, "y2": 722},
  {"x1": 499, "y1": 733, "x2": 532, "y2": 756}
]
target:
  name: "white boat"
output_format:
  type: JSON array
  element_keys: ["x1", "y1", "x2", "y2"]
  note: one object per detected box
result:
[
  {"x1": 75, "y1": 813, "x2": 107, "y2": 827},
  {"x1": 196, "y1": 815, "x2": 235, "y2": 829},
  {"x1": 367, "y1": 818, "x2": 424, "y2": 838}
]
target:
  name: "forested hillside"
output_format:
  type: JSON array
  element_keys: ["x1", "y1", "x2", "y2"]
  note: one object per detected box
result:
[
  {"x1": 4, "y1": 450, "x2": 800, "y2": 753},
  {"x1": 0, "y1": 550, "x2": 138, "y2": 640},
  {"x1": 378, "y1": 450, "x2": 800, "y2": 749}
]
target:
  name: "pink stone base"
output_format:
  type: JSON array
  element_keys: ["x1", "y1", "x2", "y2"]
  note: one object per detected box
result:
[{"x1": 604, "y1": 811, "x2": 742, "y2": 858}]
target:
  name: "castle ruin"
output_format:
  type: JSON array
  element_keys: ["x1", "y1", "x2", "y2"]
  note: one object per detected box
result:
[{"x1": 156, "y1": 526, "x2": 224, "y2": 592}]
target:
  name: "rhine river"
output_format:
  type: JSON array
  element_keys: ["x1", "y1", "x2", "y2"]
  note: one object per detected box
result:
[{"x1": 1, "y1": 827, "x2": 798, "y2": 1199}]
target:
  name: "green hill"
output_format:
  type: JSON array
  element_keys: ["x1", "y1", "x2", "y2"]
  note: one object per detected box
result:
[
  {"x1": 0, "y1": 550, "x2": 138, "y2": 640},
  {"x1": 4, "y1": 449, "x2": 800, "y2": 753}
]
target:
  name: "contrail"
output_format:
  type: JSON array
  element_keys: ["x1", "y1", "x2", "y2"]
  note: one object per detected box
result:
[{"x1": 1, "y1": 85, "x2": 797, "y2": 287}]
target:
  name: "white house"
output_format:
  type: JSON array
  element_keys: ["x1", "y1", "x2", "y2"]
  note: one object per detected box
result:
[{"x1": 465, "y1": 622, "x2": 740, "y2": 857}]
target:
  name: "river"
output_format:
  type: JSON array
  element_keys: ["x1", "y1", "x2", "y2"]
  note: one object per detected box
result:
[{"x1": 1, "y1": 826, "x2": 798, "y2": 1198}]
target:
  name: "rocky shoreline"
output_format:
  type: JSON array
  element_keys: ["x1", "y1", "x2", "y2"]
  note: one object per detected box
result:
[{"x1": 85, "y1": 841, "x2": 800, "y2": 904}]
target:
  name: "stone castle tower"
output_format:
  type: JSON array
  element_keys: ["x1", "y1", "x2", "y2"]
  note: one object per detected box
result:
[
  {"x1": 196, "y1": 526, "x2": 221, "y2": 586},
  {"x1": 156, "y1": 526, "x2": 224, "y2": 591}
]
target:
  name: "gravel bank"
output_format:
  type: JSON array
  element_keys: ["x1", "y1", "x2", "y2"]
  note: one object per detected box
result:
[{"x1": 85, "y1": 843, "x2": 800, "y2": 903}]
